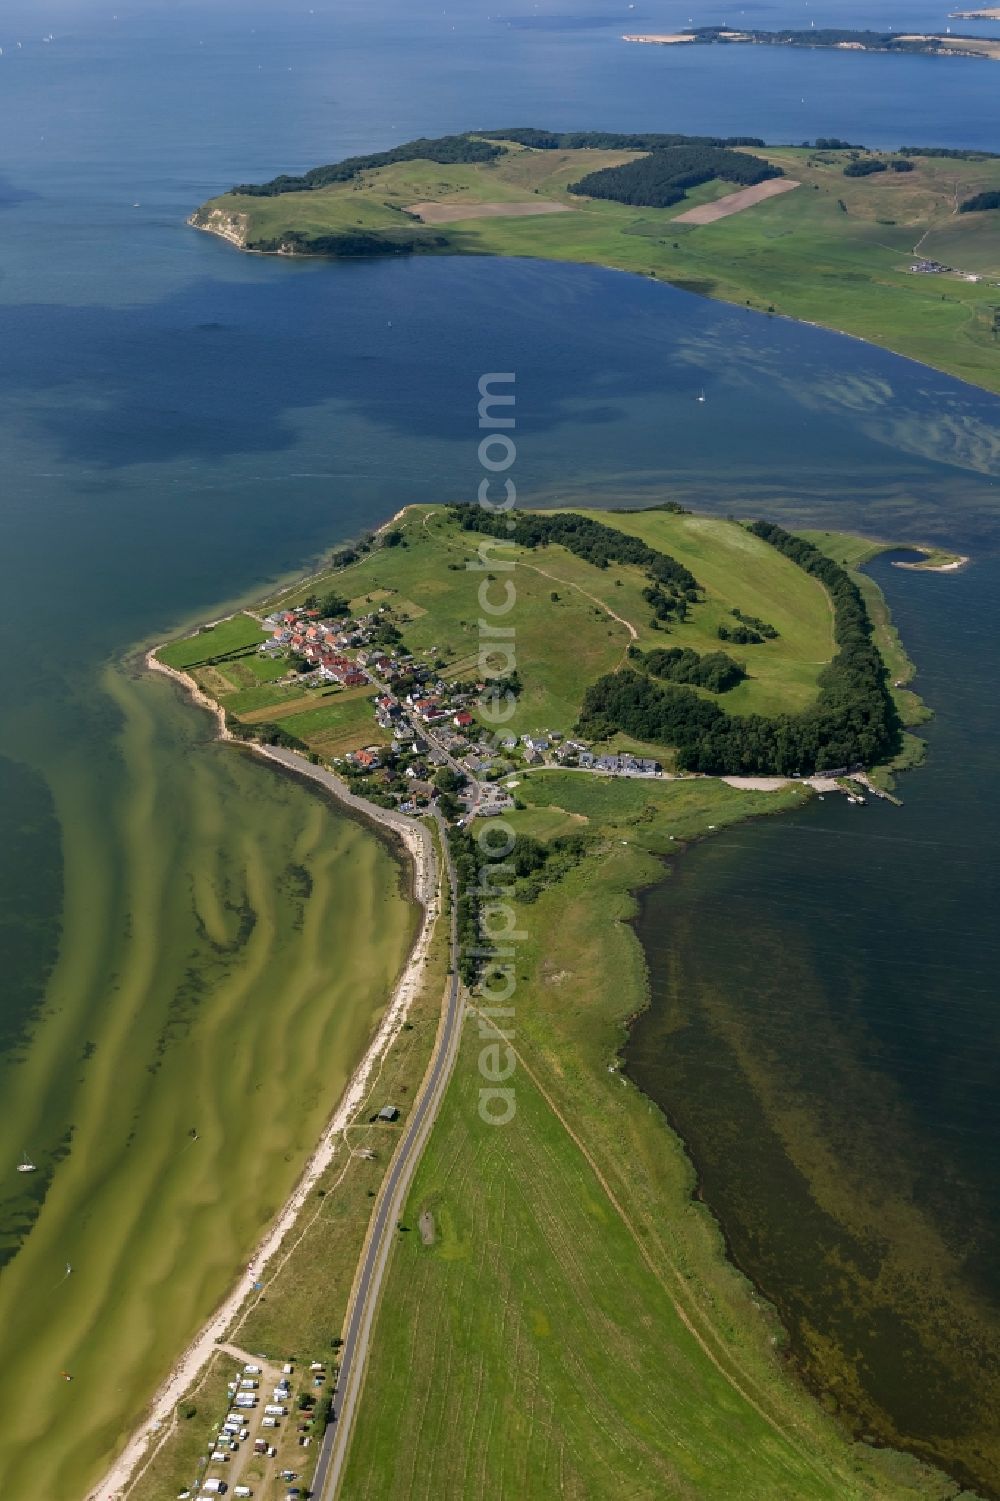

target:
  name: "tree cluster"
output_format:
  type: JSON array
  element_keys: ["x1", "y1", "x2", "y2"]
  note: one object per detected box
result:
[
  {"x1": 960, "y1": 191, "x2": 1000, "y2": 214},
  {"x1": 234, "y1": 134, "x2": 503, "y2": 197},
  {"x1": 568, "y1": 145, "x2": 781, "y2": 210},
  {"x1": 316, "y1": 592, "x2": 350, "y2": 619},
  {"x1": 253, "y1": 228, "x2": 439, "y2": 258},
  {"x1": 479, "y1": 129, "x2": 766, "y2": 151},
  {"x1": 843, "y1": 159, "x2": 887, "y2": 177},
  {"x1": 451, "y1": 504, "x2": 697, "y2": 600},
  {"x1": 899, "y1": 146, "x2": 1000, "y2": 161},
  {"x1": 731, "y1": 607, "x2": 778, "y2": 638},
  {"x1": 643, "y1": 647, "x2": 745, "y2": 693},
  {"x1": 577, "y1": 522, "x2": 899, "y2": 775},
  {"x1": 449, "y1": 826, "x2": 587, "y2": 984}
]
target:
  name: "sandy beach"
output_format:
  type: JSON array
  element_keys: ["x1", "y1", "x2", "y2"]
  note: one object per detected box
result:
[
  {"x1": 892, "y1": 552, "x2": 969, "y2": 573},
  {"x1": 89, "y1": 657, "x2": 440, "y2": 1501}
]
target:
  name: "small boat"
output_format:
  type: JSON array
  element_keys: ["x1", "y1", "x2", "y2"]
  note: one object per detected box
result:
[
  {"x1": 696, "y1": 389, "x2": 707, "y2": 404},
  {"x1": 17, "y1": 1153, "x2": 36, "y2": 1174}
]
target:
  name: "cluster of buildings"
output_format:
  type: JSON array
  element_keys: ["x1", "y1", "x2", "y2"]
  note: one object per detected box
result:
[
  {"x1": 521, "y1": 735, "x2": 661, "y2": 777},
  {"x1": 257, "y1": 605, "x2": 662, "y2": 815},
  {"x1": 576, "y1": 750, "x2": 661, "y2": 776},
  {"x1": 908, "y1": 257, "x2": 990, "y2": 285},
  {"x1": 260, "y1": 605, "x2": 406, "y2": 687}
]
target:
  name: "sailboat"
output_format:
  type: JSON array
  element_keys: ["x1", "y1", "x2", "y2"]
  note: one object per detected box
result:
[{"x1": 17, "y1": 1152, "x2": 36, "y2": 1174}]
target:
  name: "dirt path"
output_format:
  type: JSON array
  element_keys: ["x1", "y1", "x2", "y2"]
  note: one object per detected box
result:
[
  {"x1": 519, "y1": 557, "x2": 638, "y2": 666},
  {"x1": 422, "y1": 507, "x2": 638, "y2": 663}
]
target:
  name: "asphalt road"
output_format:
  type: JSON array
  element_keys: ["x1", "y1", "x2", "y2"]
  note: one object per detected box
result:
[{"x1": 312, "y1": 812, "x2": 462, "y2": 1501}]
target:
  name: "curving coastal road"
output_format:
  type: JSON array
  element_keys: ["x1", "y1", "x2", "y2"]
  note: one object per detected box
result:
[{"x1": 312, "y1": 810, "x2": 463, "y2": 1500}]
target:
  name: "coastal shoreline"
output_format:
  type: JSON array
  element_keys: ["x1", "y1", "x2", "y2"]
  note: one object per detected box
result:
[
  {"x1": 189, "y1": 204, "x2": 1000, "y2": 402},
  {"x1": 89, "y1": 652, "x2": 440, "y2": 1501},
  {"x1": 110, "y1": 511, "x2": 939, "y2": 1499}
]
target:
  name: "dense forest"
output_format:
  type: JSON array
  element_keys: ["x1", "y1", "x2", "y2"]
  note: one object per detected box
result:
[
  {"x1": 842, "y1": 157, "x2": 913, "y2": 176},
  {"x1": 960, "y1": 190, "x2": 1000, "y2": 213},
  {"x1": 843, "y1": 159, "x2": 888, "y2": 177},
  {"x1": 232, "y1": 133, "x2": 502, "y2": 197},
  {"x1": 578, "y1": 522, "x2": 899, "y2": 775},
  {"x1": 451, "y1": 504, "x2": 698, "y2": 599},
  {"x1": 479, "y1": 128, "x2": 766, "y2": 151},
  {"x1": 901, "y1": 146, "x2": 1000, "y2": 161},
  {"x1": 807, "y1": 137, "x2": 864, "y2": 150},
  {"x1": 642, "y1": 647, "x2": 746, "y2": 693},
  {"x1": 568, "y1": 144, "x2": 781, "y2": 209}
]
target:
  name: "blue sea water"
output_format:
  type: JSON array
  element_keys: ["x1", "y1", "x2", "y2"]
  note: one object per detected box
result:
[{"x1": 0, "y1": 0, "x2": 999, "y2": 1490}]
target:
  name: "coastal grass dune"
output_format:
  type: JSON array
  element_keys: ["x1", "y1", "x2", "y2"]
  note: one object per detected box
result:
[{"x1": 0, "y1": 666, "x2": 416, "y2": 1501}]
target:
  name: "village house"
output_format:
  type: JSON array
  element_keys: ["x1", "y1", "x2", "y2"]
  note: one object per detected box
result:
[{"x1": 352, "y1": 747, "x2": 381, "y2": 771}]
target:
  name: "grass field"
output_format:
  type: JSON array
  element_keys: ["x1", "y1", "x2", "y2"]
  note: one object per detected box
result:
[
  {"x1": 343, "y1": 776, "x2": 956, "y2": 1500},
  {"x1": 264, "y1": 504, "x2": 840, "y2": 744},
  {"x1": 194, "y1": 140, "x2": 1000, "y2": 394},
  {"x1": 157, "y1": 612, "x2": 267, "y2": 669}
]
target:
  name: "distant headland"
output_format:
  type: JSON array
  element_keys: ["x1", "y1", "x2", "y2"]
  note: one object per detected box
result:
[
  {"x1": 622, "y1": 26, "x2": 1000, "y2": 60},
  {"x1": 190, "y1": 129, "x2": 1000, "y2": 396}
]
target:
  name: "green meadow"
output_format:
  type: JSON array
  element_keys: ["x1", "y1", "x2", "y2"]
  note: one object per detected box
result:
[
  {"x1": 0, "y1": 666, "x2": 417, "y2": 1501},
  {"x1": 196, "y1": 141, "x2": 1000, "y2": 394},
  {"x1": 157, "y1": 611, "x2": 268, "y2": 668},
  {"x1": 256, "y1": 504, "x2": 841, "y2": 751},
  {"x1": 344, "y1": 774, "x2": 956, "y2": 1501}
]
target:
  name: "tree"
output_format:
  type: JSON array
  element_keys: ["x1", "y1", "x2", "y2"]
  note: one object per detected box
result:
[{"x1": 318, "y1": 592, "x2": 350, "y2": 618}]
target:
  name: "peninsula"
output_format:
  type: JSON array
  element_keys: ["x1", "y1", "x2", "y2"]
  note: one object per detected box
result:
[
  {"x1": 123, "y1": 502, "x2": 980, "y2": 1501},
  {"x1": 160, "y1": 503, "x2": 929, "y2": 784},
  {"x1": 623, "y1": 25, "x2": 1000, "y2": 60},
  {"x1": 191, "y1": 130, "x2": 1000, "y2": 395}
]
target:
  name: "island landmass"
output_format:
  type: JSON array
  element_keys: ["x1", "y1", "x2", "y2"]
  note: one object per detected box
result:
[
  {"x1": 191, "y1": 130, "x2": 1000, "y2": 395},
  {"x1": 623, "y1": 25, "x2": 1000, "y2": 60}
]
